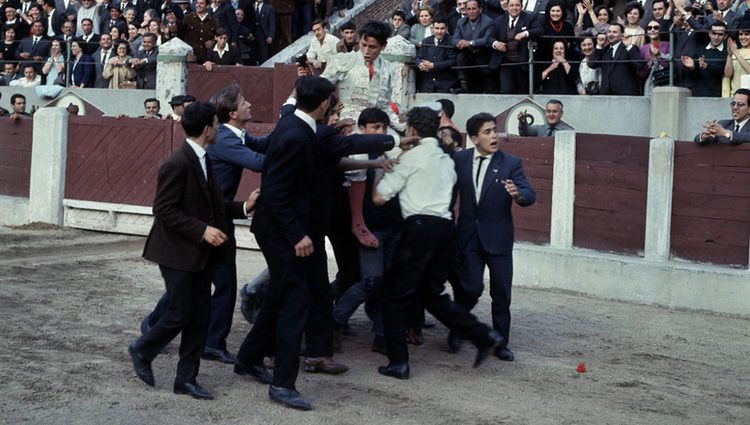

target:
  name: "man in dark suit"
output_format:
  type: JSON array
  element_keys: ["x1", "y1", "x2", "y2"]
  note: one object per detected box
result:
[
  {"x1": 131, "y1": 32, "x2": 158, "y2": 89},
  {"x1": 445, "y1": 0, "x2": 467, "y2": 34},
  {"x1": 489, "y1": 0, "x2": 543, "y2": 95},
  {"x1": 209, "y1": 0, "x2": 241, "y2": 42},
  {"x1": 695, "y1": 88, "x2": 750, "y2": 144},
  {"x1": 451, "y1": 0, "x2": 495, "y2": 94},
  {"x1": 128, "y1": 102, "x2": 254, "y2": 400},
  {"x1": 74, "y1": 18, "x2": 100, "y2": 56},
  {"x1": 269, "y1": 0, "x2": 292, "y2": 53},
  {"x1": 681, "y1": 21, "x2": 727, "y2": 97},
  {"x1": 588, "y1": 23, "x2": 645, "y2": 96},
  {"x1": 704, "y1": 0, "x2": 738, "y2": 29},
  {"x1": 140, "y1": 85, "x2": 267, "y2": 364},
  {"x1": 251, "y1": 0, "x2": 276, "y2": 64},
  {"x1": 518, "y1": 99, "x2": 573, "y2": 136},
  {"x1": 42, "y1": 0, "x2": 67, "y2": 38},
  {"x1": 452, "y1": 112, "x2": 535, "y2": 362},
  {"x1": 91, "y1": 33, "x2": 113, "y2": 88},
  {"x1": 16, "y1": 20, "x2": 51, "y2": 71},
  {"x1": 101, "y1": 5, "x2": 128, "y2": 35},
  {"x1": 415, "y1": 17, "x2": 458, "y2": 93},
  {"x1": 234, "y1": 76, "x2": 335, "y2": 411}
]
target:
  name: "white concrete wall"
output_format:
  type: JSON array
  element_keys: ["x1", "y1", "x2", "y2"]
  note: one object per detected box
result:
[
  {"x1": 0, "y1": 87, "x2": 154, "y2": 117},
  {"x1": 0, "y1": 196, "x2": 30, "y2": 226}
]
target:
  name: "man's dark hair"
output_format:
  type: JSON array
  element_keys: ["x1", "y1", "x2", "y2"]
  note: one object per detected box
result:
[
  {"x1": 144, "y1": 97, "x2": 160, "y2": 107},
  {"x1": 295, "y1": 76, "x2": 335, "y2": 112},
  {"x1": 546, "y1": 99, "x2": 564, "y2": 111},
  {"x1": 433, "y1": 16, "x2": 447, "y2": 26},
  {"x1": 466, "y1": 112, "x2": 495, "y2": 138},
  {"x1": 651, "y1": 0, "x2": 666, "y2": 9},
  {"x1": 406, "y1": 107, "x2": 440, "y2": 138},
  {"x1": 359, "y1": 20, "x2": 391, "y2": 46},
  {"x1": 210, "y1": 83, "x2": 242, "y2": 123},
  {"x1": 311, "y1": 18, "x2": 326, "y2": 29},
  {"x1": 81, "y1": 18, "x2": 93, "y2": 25},
  {"x1": 711, "y1": 21, "x2": 728, "y2": 30},
  {"x1": 734, "y1": 88, "x2": 750, "y2": 99},
  {"x1": 142, "y1": 32, "x2": 157, "y2": 42},
  {"x1": 10, "y1": 93, "x2": 25, "y2": 105},
  {"x1": 32, "y1": 19, "x2": 47, "y2": 31},
  {"x1": 358, "y1": 107, "x2": 390, "y2": 127},
  {"x1": 392, "y1": 10, "x2": 406, "y2": 20},
  {"x1": 340, "y1": 20, "x2": 356, "y2": 32},
  {"x1": 436, "y1": 98, "x2": 454, "y2": 118},
  {"x1": 610, "y1": 22, "x2": 624, "y2": 33},
  {"x1": 43, "y1": 0, "x2": 55, "y2": 8},
  {"x1": 215, "y1": 27, "x2": 228, "y2": 37},
  {"x1": 181, "y1": 102, "x2": 217, "y2": 137}
]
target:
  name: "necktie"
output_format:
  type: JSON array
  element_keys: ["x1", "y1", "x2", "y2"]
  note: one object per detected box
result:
[
  {"x1": 547, "y1": 126, "x2": 555, "y2": 136},
  {"x1": 735, "y1": 123, "x2": 740, "y2": 132},
  {"x1": 510, "y1": 17, "x2": 516, "y2": 30},
  {"x1": 103, "y1": 50, "x2": 109, "y2": 63},
  {"x1": 257, "y1": 3, "x2": 261, "y2": 14},
  {"x1": 33, "y1": 37, "x2": 38, "y2": 47},
  {"x1": 368, "y1": 62, "x2": 374, "y2": 80},
  {"x1": 475, "y1": 156, "x2": 487, "y2": 188},
  {"x1": 204, "y1": 154, "x2": 211, "y2": 182}
]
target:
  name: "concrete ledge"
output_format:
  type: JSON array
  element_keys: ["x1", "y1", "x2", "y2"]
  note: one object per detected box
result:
[
  {"x1": 514, "y1": 242, "x2": 750, "y2": 317},
  {"x1": 62, "y1": 199, "x2": 259, "y2": 250},
  {"x1": 0, "y1": 195, "x2": 30, "y2": 226}
]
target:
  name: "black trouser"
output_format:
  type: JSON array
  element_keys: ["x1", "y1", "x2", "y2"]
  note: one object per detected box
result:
[
  {"x1": 499, "y1": 63, "x2": 529, "y2": 94},
  {"x1": 236, "y1": 230, "x2": 310, "y2": 389},
  {"x1": 137, "y1": 264, "x2": 212, "y2": 386},
  {"x1": 382, "y1": 215, "x2": 493, "y2": 365},
  {"x1": 304, "y1": 236, "x2": 334, "y2": 358}
]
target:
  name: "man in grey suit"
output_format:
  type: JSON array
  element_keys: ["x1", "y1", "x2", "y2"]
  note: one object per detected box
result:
[
  {"x1": 695, "y1": 89, "x2": 750, "y2": 144},
  {"x1": 92, "y1": 33, "x2": 113, "y2": 88},
  {"x1": 131, "y1": 33, "x2": 159, "y2": 89},
  {"x1": 518, "y1": 99, "x2": 573, "y2": 137}
]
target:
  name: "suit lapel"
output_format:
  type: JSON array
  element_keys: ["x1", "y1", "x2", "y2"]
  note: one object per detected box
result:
[{"x1": 462, "y1": 149, "x2": 477, "y2": 204}]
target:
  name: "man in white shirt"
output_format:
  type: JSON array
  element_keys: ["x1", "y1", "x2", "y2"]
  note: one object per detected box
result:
[
  {"x1": 372, "y1": 106, "x2": 503, "y2": 380},
  {"x1": 306, "y1": 18, "x2": 339, "y2": 68},
  {"x1": 9, "y1": 64, "x2": 42, "y2": 87}
]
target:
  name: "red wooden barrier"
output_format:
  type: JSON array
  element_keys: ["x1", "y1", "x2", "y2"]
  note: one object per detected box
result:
[
  {"x1": 671, "y1": 142, "x2": 750, "y2": 267},
  {"x1": 504, "y1": 136, "x2": 554, "y2": 244},
  {"x1": 66, "y1": 116, "x2": 173, "y2": 206},
  {"x1": 0, "y1": 118, "x2": 33, "y2": 197},
  {"x1": 573, "y1": 133, "x2": 649, "y2": 255}
]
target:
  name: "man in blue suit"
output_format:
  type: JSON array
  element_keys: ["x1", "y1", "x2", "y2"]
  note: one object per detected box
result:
[
  {"x1": 140, "y1": 84, "x2": 268, "y2": 365},
  {"x1": 415, "y1": 17, "x2": 458, "y2": 93},
  {"x1": 452, "y1": 112, "x2": 535, "y2": 362},
  {"x1": 251, "y1": 0, "x2": 276, "y2": 64}
]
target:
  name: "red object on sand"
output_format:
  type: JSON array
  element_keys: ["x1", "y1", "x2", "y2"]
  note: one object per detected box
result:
[{"x1": 576, "y1": 363, "x2": 587, "y2": 373}]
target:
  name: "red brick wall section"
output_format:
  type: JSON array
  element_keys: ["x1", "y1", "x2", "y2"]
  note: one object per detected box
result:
[
  {"x1": 65, "y1": 116, "x2": 173, "y2": 206},
  {"x1": 503, "y1": 136, "x2": 553, "y2": 244},
  {"x1": 573, "y1": 133, "x2": 649, "y2": 255},
  {"x1": 351, "y1": 0, "x2": 403, "y2": 28},
  {"x1": 671, "y1": 142, "x2": 750, "y2": 267},
  {"x1": 0, "y1": 118, "x2": 33, "y2": 197}
]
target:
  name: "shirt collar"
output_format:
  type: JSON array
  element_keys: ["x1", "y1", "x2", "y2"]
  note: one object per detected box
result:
[
  {"x1": 735, "y1": 117, "x2": 749, "y2": 129},
  {"x1": 223, "y1": 122, "x2": 245, "y2": 139},
  {"x1": 706, "y1": 42, "x2": 724, "y2": 51},
  {"x1": 294, "y1": 109, "x2": 317, "y2": 134},
  {"x1": 213, "y1": 43, "x2": 228, "y2": 54},
  {"x1": 472, "y1": 147, "x2": 491, "y2": 160},
  {"x1": 185, "y1": 138, "x2": 206, "y2": 159}
]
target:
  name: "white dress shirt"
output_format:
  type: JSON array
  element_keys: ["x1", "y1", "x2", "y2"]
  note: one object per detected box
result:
[
  {"x1": 472, "y1": 149, "x2": 491, "y2": 203},
  {"x1": 377, "y1": 137, "x2": 456, "y2": 220},
  {"x1": 293, "y1": 109, "x2": 317, "y2": 134},
  {"x1": 185, "y1": 138, "x2": 207, "y2": 180},
  {"x1": 307, "y1": 33, "x2": 340, "y2": 63}
]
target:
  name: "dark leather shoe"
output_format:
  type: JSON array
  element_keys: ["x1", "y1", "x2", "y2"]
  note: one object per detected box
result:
[
  {"x1": 173, "y1": 382, "x2": 214, "y2": 400},
  {"x1": 269, "y1": 385, "x2": 312, "y2": 411},
  {"x1": 239, "y1": 283, "x2": 258, "y2": 324},
  {"x1": 128, "y1": 342, "x2": 154, "y2": 387},
  {"x1": 378, "y1": 363, "x2": 409, "y2": 380},
  {"x1": 447, "y1": 332, "x2": 463, "y2": 354},
  {"x1": 234, "y1": 362, "x2": 273, "y2": 384},
  {"x1": 474, "y1": 330, "x2": 505, "y2": 368},
  {"x1": 303, "y1": 356, "x2": 349, "y2": 374},
  {"x1": 202, "y1": 347, "x2": 237, "y2": 364},
  {"x1": 495, "y1": 347, "x2": 515, "y2": 362}
]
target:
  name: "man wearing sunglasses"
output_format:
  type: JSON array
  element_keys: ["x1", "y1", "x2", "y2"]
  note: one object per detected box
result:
[{"x1": 694, "y1": 88, "x2": 750, "y2": 144}]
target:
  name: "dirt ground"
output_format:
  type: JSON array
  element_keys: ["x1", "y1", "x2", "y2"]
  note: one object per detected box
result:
[{"x1": 0, "y1": 226, "x2": 748, "y2": 425}]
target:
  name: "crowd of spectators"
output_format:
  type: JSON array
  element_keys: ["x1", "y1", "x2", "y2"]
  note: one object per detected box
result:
[
  {"x1": 0, "y1": 0, "x2": 745, "y2": 97},
  {"x1": 0, "y1": 0, "x2": 352, "y2": 88},
  {"x1": 394, "y1": 0, "x2": 749, "y2": 97}
]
